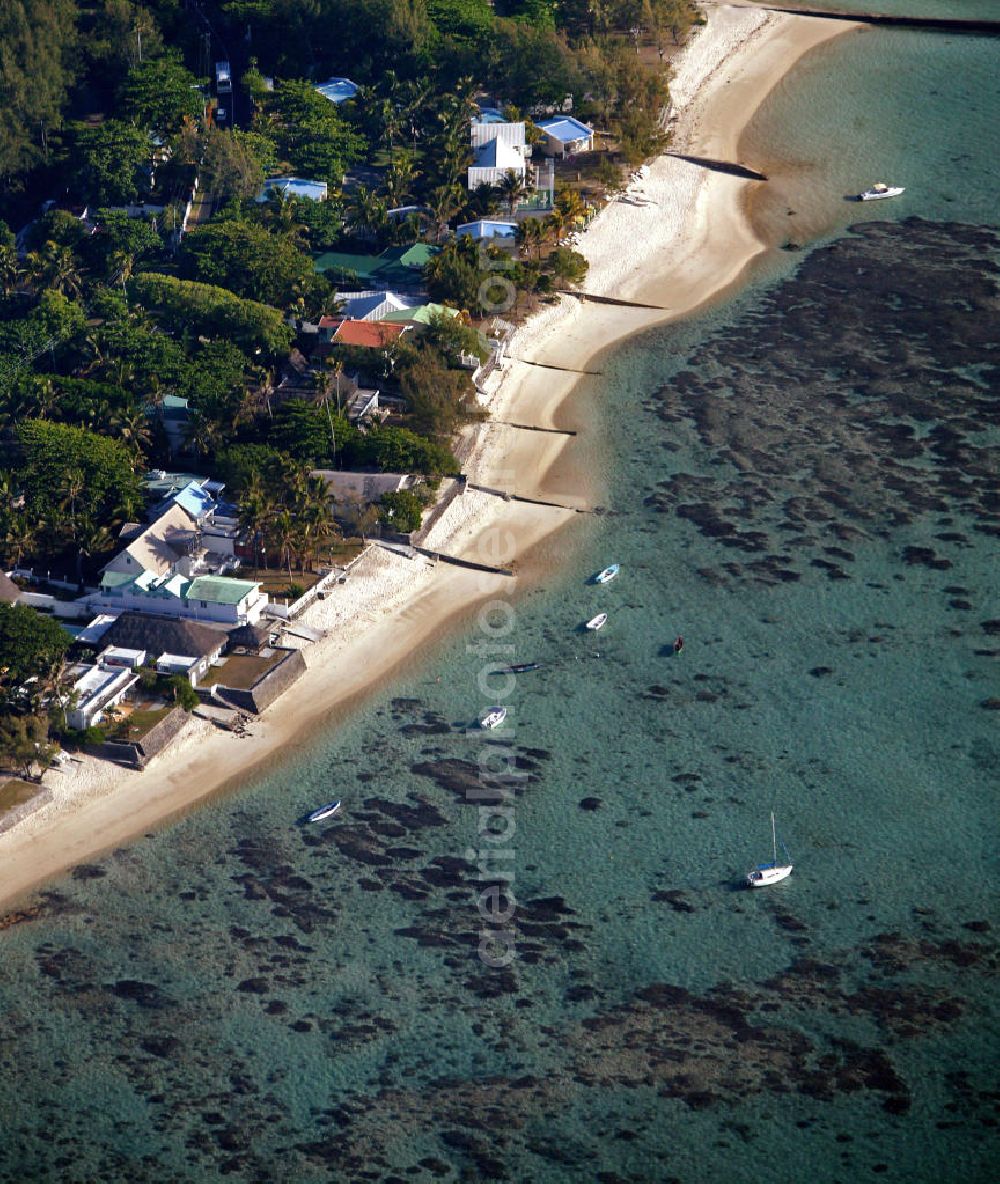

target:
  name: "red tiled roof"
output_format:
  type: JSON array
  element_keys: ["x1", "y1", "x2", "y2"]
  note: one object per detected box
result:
[
  {"x1": 318, "y1": 315, "x2": 342, "y2": 329},
  {"x1": 331, "y1": 319, "x2": 408, "y2": 348}
]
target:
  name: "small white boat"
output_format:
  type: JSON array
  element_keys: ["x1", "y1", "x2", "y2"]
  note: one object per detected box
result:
[
  {"x1": 585, "y1": 613, "x2": 608, "y2": 631},
  {"x1": 859, "y1": 182, "x2": 905, "y2": 201},
  {"x1": 480, "y1": 706, "x2": 507, "y2": 730},
  {"x1": 307, "y1": 799, "x2": 342, "y2": 823},
  {"x1": 746, "y1": 811, "x2": 793, "y2": 888},
  {"x1": 594, "y1": 563, "x2": 620, "y2": 585}
]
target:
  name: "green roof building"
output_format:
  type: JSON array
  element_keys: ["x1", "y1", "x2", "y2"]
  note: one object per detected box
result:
[{"x1": 314, "y1": 244, "x2": 439, "y2": 288}]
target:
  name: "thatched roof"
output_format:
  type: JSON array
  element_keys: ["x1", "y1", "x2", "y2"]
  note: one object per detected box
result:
[
  {"x1": 98, "y1": 613, "x2": 226, "y2": 659},
  {"x1": 0, "y1": 572, "x2": 22, "y2": 603}
]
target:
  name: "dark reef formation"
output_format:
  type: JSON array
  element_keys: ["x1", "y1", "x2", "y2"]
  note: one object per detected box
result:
[{"x1": 644, "y1": 220, "x2": 1000, "y2": 586}]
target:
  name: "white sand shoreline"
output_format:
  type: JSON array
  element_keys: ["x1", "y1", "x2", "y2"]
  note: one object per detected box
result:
[{"x1": 0, "y1": 4, "x2": 857, "y2": 913}]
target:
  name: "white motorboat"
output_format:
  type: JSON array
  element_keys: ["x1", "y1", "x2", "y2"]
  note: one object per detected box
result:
[
  {"x1": 480, "y1": 706, "x2": 507, "y2": 730},
  {"x1": 859, "y1": 182, "x2": 905, "y2": 201},
  {"x1": 594, "y1": 563, "x2": 620, "y2": 585},
  {"x1": 585, "y1": 613, "x2": 608, "y2": 631},
  {"x1": 307, "y1": 799, "x2": 342, "y2": 822},
  {"x1": 746, "y1": 812, "x2": 793, "y2": 888}
]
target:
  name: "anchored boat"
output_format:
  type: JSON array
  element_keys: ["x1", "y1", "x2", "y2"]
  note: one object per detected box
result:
[
  {"x1": 307, "y1": 799, "x2": 342, "y2": 823},
  {"x1": 746, "y1": 812, "x2": 793, "y2": 888},
  {"x1": 859, "y1": 182, "x2": 905, "y2": 201},
  {"x1": 585, "y1": 612, "x2": 608, "y2": 631},
  {"x1": 480, "y1": 706, "x2": 507, "y2": 730},
  {"x1": 594, "y1": 563, "x2": 620, "y2": 584}
]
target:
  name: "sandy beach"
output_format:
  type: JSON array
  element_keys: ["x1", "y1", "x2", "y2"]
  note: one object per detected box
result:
[{"x1": 0, "y1": 4, "x2": 857, "y2": 912}]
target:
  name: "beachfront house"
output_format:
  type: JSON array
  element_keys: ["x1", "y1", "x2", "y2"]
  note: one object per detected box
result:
[
  {"x1": 311, "y1": 471, "x2": 413, "y2": 531},
  {"x1": 535, "y1": 116, "x2": 594, "y2": 157},
  {"x1": 94, "y1": 570, "x2": 267, "y2": 626},
  {"x1": 96, "y1": 613, "x2": 228, "y2": 684},
  {"x1": 95, "y1": 505, "x2": 267, "y2": 625},
  {"x1": 65, "y1": 662, "x2": 139, "y2": 731},
  {"x1": 103, "y1": 502, "x2": 200, "y2": 582},
  {"x1": 257, "y1": 177, "x2": 329, "y2": 203}
]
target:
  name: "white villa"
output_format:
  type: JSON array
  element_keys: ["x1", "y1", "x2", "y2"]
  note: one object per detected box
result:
[
  {"x1": 468, "y1": 119, "x2": 528, "y2": 189},
  {"x1": 94, "y1": 570, "x2": 266, "y2": 627},
  {"x1": 535, "y1": 116, "x2": 594, "y2": 157},
  {"x1": 65, "y1": 663, "x2": 138, "y2": 731}
]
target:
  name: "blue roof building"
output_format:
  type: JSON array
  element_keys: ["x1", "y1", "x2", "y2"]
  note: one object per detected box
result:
[
  {"x1": 315, "y1": 77, "x2": 359, "y2": 104},
  {"x1": 257, "y1": 177, "x2": 329, "y2": 203},
  {"x1": 536, "y1": 116, "x2": 595, "y2": 157},
  {"x1": 456, "y1": 220, "x2": 519, "y2": 242}
]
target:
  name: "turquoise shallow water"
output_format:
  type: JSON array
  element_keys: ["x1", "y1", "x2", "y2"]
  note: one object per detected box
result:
[{"x1": 1, "y1": 11, "x2": 998, "y2": 1183}]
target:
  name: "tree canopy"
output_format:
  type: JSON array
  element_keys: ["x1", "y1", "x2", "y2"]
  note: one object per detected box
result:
[
  {"x1": 0, "y1": 0, "x2": 77, "y2": 187},
  {"x1": 131, "y1": 272, "x2": 295, "y2": 356},
  {"x1": 15, "y1": 418, "x2": 143, "y2": 545},
  {"x1": 0, "y1": 603, "x2": 71, "y2": 713}
]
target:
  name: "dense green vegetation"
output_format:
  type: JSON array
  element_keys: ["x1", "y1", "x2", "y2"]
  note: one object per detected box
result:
[
  {"x1": 0, "y1": 13, "x2": 690, "y2": 615},
  {"x1": 0, "y1": 0, "x2": 696, "y2": 771}
]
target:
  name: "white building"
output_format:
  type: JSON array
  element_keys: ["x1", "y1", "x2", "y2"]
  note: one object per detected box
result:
[
  {"x1": 93, "y1": 570, "x2": 267, "y2": 626},
  {"x1": 66, "y1": 664, "x2": 138, "y2": 731},
  {"x1": 96, "y1": 501, "x2": 266, "y2": 626},
  {"x1": 468, "y1": 120, "x2": 528, "y2": 190}
]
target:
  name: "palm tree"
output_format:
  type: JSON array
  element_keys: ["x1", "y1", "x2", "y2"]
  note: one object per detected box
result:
[
  {"x1": 2, "y1": 512, "x2": 38, "y2": 569},
  {"x1": 262, "y1": 189, "x2": 309, "y2": 248},
  {"x1": 516, "y1": 218, "x2": 547, "y2": 262},
  {"x1": 0, "y1": 243, "x2": 22, "y2": 297},
  {"x1": 346, "y1": 185, "x2": 388, "y2": 243},
  {"x1": 25, "y1": 376, "x2": 61, "y2": 420},
  {"x1": 238, "y1": 473, "x2": 271, "y2": 578},
  {"x1": 497, "y1": 170, "x2": 527, "y2": 216},
  {"x1": 291, "y1": 474, "x2": 337, "y2": 572},
  {"x1": 74, "y1": 520, "x2": 113, "y2": 590},
  {"x1": 555, "y1": 186, "x2": 586, "y2": 226},
  {"x1": 429, "y1": 182, "x2": 464, "y2": 241},
  {"x1": 59, "y1": 467, "x2": 87, "y2": 548},
  {"x1": 273, "y1": 508, "x2": 298, "y2": 584},
  {"x1": 384, "y1": 156, "x2": 417, "y2": 209},
  {"x1": 111, "y1": 404, "x2": 153, "y2": 466},
  {"x1": 29, "y1": 241, "x2": 85, "y2": 299}
]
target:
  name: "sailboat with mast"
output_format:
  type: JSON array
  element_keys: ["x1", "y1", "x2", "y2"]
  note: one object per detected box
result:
[{"x1": 746, "y1": 812, "x2": 793, "y2": 888}]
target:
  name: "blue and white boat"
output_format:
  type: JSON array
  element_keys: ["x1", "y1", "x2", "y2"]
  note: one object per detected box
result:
[
  {"x1": 307, "y1": 799, "x2": 342, "y2": 822},
  {"x1": 480, "y1": 706, "x2": 507, "y2": 730},
  {"x1": 594, "y1": 563, "x2": 620, "y2": 585},
  {"x1": 746, "y1": 812, "x2": 793, "y2": 888}
]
